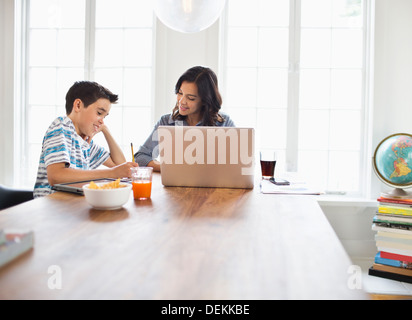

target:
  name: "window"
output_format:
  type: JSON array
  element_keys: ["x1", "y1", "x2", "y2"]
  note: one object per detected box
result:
[
  {"x1": 222, "y1": 0, "x2": 371, "y2": 195},
  {"x1": 20, "y1": 0, "x2": 154, "y2": 187}
]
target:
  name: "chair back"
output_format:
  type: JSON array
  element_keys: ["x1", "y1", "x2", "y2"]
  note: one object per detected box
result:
[{"x1": 0, "y1": 185, "x2": 34, "y2": 210}]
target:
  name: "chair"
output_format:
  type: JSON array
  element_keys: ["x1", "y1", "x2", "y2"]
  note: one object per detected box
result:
[{"x1": 0, "y1": 185, "x2": 34, "y2": 211}]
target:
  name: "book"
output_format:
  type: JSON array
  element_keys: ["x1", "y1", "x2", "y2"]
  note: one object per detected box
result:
[
  {"x1": 377, "y1": 246, "x2": 412, "y2": 258},
  {"x1": 375, "y1": 214, "x2": 412, "y2": 224},
  {"x1": 378, "y1": 196, "x2": 412, "y2": 206},
  {"x1": 368, "y1": 267, "x2": 412, "y2": 284},
  {"x1": 376, "y1": 230, "x2": 412, "y2": 240},
  {"x1": 375, "y1": 252, "x2": 412, "y2": 269},
  {"x1": 376, "y1": 240, "x2": 412, "y2": 251},
  {"x1": 377, "y1": 205, "x2": 412, "y2": 216},
  {"x1": 372, "y1": 263, "x2": 412, "y2": 277},
  {"x1": 381, "y1": 251, "x2": 412, "y2": 263},
  {"x1": 0, "y1": 229, "x2": 34, "y2": 268},
  {"x1": 373, "y1": 220, "x2": 412, "y2": 231},
  {"x1": 378, "y1": 201, "x2": 412, "y2": 210},
  {"x1": 372, "y1": 224, "x2": 412, "y2": 235},
  {"x1": 375, "y1": 235, "x2": 412, "y2": 246}
]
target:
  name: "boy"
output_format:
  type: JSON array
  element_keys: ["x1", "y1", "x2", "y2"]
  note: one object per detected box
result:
[{"x1": 34, "y1": 81, "x2": 138, "y2": 198}]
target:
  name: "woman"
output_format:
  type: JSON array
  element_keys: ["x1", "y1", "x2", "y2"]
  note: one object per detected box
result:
[{"x1": 135, "y1": 66, "x2": 235, "y2": 171}]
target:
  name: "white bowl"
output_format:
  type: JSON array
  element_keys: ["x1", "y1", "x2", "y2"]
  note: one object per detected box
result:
[{"x1": 82, "y1": 183, "x2": 132, "y2": 210}]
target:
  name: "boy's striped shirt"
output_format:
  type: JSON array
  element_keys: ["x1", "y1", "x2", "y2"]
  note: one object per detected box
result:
[{"x1": 34, "y1": 116, "x2": 110, "y2": 198}]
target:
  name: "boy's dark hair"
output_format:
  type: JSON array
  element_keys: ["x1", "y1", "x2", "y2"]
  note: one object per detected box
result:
[{"x1": 65, "y1": 81, "x2": 119, "y2": 115}]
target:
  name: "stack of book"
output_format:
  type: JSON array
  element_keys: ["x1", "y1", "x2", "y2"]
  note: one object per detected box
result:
[
  {"x1": 369, "y1": 196, "x2": 412, "y2": 283},
  {"x1": 0, "y1": 229, "x2": 34, "y2": 268}
]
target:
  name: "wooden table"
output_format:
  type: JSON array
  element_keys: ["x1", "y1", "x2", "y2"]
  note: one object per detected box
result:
[{"x1": 0, "y1": 173, "x2": 367, "y2": 300}]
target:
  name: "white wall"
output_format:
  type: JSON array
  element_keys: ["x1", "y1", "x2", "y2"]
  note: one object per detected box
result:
[
  {"x1": 371, "y1": 0, "x2": 412, "y2": 198},
  {"x1": 154, "y1": 19, "x2": 220, "y2": 121}
]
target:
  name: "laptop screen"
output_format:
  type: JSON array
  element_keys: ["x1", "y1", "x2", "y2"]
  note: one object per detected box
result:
[{"x1": 158, "y1": 126, "x2": 255, "y2": 188}]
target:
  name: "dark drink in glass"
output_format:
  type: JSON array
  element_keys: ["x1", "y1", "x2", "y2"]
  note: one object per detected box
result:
[
  {"x1": 260, "y1": 160, "x2": 276, "y2": 179},
  {"x1": 260, "y1": 151, "x2": 276, "y2": 180}
]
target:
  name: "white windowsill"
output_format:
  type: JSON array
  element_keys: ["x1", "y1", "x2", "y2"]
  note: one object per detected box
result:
[{"x1": 316, "y1": 195, "x2": 378, "y2": 208}]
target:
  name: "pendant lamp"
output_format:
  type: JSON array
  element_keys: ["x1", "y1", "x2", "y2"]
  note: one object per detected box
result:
[{"x1": 154, "y1": 0, "x2": 227, "y2": 33}]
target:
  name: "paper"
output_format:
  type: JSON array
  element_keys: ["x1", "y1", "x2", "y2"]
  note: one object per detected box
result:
[{"x1": 260, "y1": 179, "x2": 323, "y2": 195}]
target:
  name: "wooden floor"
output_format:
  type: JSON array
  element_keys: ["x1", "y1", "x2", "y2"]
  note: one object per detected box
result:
[{"x1": 370, "y1": 294, "x2": 412, "y2": 300}]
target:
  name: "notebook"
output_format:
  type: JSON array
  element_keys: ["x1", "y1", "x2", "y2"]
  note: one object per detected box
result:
[{"x1": 157, "y1": 126, "x2": 255, "y2": 188}]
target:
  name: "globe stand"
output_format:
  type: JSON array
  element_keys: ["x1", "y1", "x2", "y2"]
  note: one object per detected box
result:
[{"x1": 381, "y1": 188, "x2": 412, "y2": 199}]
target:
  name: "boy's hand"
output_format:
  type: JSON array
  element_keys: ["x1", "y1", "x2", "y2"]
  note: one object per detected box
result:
[
  {"x1": 110, "y1": 161, "x2": 139, "y2": 178},
  {"x1": 85, "y1": 124, "x2": 107, "y2": 143},
  {"x1": 46, "y1": 161, "x2": 138, "y2": 186}
]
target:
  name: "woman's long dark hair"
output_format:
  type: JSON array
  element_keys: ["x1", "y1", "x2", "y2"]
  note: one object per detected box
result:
[{"x1": 172, "y1": 66, "x2": 224, "y2": 126}]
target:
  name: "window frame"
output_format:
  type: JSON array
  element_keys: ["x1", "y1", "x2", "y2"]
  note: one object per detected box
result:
[
  {"x1": 219, "y1": 0, "x2": 375, "y2": 197},
  {"x1": 16, "y1": 0, "x2": 156, "y2": 188}
]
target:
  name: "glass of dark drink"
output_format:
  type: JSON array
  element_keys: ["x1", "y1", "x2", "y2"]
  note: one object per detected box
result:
[{"x1": 260, "y1": 151, "x2": 276, "y2": 180}]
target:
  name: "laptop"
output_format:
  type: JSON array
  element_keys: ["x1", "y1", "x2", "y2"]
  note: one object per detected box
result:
[{"x1": 157, "y1": 126, "x2": 255, "y2": 188}]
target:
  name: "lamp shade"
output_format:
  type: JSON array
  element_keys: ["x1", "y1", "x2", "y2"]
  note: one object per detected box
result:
[{"x1": 154, "y1": 0, "x2": 227, "y2": 33}]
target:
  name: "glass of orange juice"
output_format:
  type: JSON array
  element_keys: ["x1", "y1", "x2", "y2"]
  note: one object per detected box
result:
[{"x1": 131, "y1": 167, "x2": 153, "y2": 200}]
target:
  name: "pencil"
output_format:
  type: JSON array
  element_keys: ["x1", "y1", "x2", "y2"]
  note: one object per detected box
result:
[{"x1": 131, "y1": 143, "x2": 135, "y2": 163}]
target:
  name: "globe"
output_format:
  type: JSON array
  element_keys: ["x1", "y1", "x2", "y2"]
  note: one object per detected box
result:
[{"x1": 373, "y1": 133, "x2": 412, "y2": 198}]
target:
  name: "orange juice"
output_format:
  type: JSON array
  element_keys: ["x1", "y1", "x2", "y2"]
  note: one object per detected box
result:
[{"x1": 132, "y1": 181, "x2": 152, "y2": 200}]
